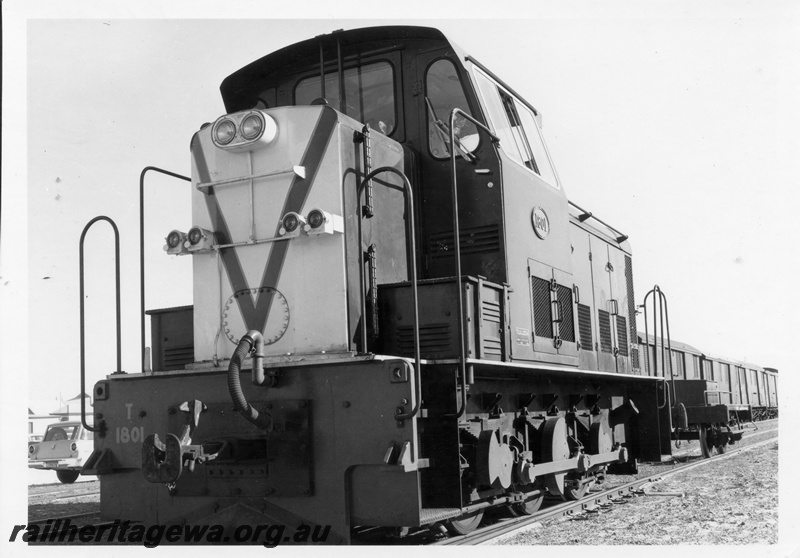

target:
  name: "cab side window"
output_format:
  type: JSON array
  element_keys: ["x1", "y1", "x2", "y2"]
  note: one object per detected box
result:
[
  {"x1": 425, "y1": 58, "x2": 477, "y2": 159},
  {"x1": 473, "y1": 68, "x2": 558, "y2": 187}
]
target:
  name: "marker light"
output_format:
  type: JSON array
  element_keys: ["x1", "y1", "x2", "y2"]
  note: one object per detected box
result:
[
  {"x1": 71, "y1": 443, "x2": 78, "y2": 452},
  {"x1": 304, "y1": 209, "x2": 344, "y2": 236},
  {"x1": 213, "y1": 119, "x2": 236, "y2": 145},
  {"x1": 279, "y1": 212, "x2": 306, "y2": 238},
  {"x1": 241, "y1": 113, "x2": 264, "y2": 140},
  {"x1": 28, "y1": 445, "x2": 35, "y2": 455},
  {"x1": 186, "y1": 226, "x2": 215, "y2": 253},
  {"x1": 164, "y1": 230, "x2": 189, "y2": 255}
]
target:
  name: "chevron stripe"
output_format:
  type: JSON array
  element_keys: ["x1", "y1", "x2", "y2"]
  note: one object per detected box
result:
[{"x1": 192, "y1": 108, "x2": 339, "y2": 336}]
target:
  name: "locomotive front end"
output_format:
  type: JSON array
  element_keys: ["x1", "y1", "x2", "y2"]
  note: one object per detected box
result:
[
  {"x1": 87, "y1": 103, "x2": 423, "y2": 544},
  {"x1": 189, "y1": 105, "x2": 371, "y2": 359}
]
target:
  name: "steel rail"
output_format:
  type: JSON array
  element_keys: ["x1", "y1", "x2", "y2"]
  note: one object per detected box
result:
[
  {"x1": 28, "y1": 490, "x2": 100, "y2": 503},
  {"x1": 434, "y1": 434, "x2": 778, "y2": 545}
]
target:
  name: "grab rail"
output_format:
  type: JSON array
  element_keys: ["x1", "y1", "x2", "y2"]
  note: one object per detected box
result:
[
  {"x1": 643, "y1": 285, "x2": 675, "y2": 410},
  {"x1": 79, "y1": 216, "x2": 122, "y2": 434},
  {"x1": 446, "y1": 108, "x2": 499, "y2": 419},
  {"x1": 139, "y1": 167, "x2": 191, "y2": 372},
  {"x1": 357, "y1": 166, "x2": 421, "y2": 422},
  {"x1": 569, "y1": 200, "x2": 629, "y2": 244}
]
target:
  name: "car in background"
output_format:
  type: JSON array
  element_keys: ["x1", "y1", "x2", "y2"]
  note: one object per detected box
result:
[{"x1": 28, "y1": 421, "x2": 93, "y2": 483}]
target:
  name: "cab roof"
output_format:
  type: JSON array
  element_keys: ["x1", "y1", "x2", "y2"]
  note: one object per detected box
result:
[{"x1": 220, "y1": 26, "x2": 448, "y2": 113}]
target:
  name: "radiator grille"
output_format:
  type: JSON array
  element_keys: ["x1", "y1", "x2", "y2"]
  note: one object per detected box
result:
[
  {"x1": 555, "y1": 285, "x2": 575, "y2": 343},
  {"x1": 531, "y1": 276, "x2": 553, "y2": 338},
  {"x1": 598, "y1": 310, "x2": 613, "y2": 353},
  {"x1": 616, "y1": 316, "x2": 629, "y2": 356},
  {"x1": 429, "y1": 225, "x2": 500, "y2": 258},
  {"x1": 163, "y1": 345, "x2": 194, "y2": 370},
  {"x1": 397, "y1": 323, "x2": 452, "y2": 356},
  {"x1": 577, "y1": 303, "x2": 592, "y2": 350}
]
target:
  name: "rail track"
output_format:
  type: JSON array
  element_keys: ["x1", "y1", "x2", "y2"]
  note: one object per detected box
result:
[
  {"x1": 28, "y1": 481, "x2": 100, "y2": 505},
  {"x1": 432, "y1": 434, "x2": 778, "y2": 545}
]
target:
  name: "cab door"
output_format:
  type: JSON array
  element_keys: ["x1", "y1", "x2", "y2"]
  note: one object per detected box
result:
[{"x1": 413, "y1": 50, "x2": 504, "y2": 284}]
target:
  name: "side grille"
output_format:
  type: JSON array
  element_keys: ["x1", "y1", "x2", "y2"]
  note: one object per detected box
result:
[
  {"x1": 577, "y1": 303, "x2": 592, "y2": 350},
  {"x1": 429, "y1": 225, "x2": 500, "y2": 258},
  {"x1": 598, "y1": 310, "x2": 613, "y2": 353},
  {"x1": 396, "y1": 323, "x2": 452, "y2": 356},
  {"x1": 481, "y1": 298, "x2": 502, "y2": 324},
  {"x1": 615, "y1": 315, "x2": 629, "y2": 356},
  {"x1": 555, "y1": 284, "x2": 575, "y2": 343},
  {"x1": 483, "y1": 336, "x2": 503, "y2": 358},
  {"x1": 163, "y1": 345, "x2": 194, "y2": 370},
  {"x1": 631, "y1": 346, "x2": 640, "y2": 369},
  {"x1": 531, "y1": 276, "x2": 553, "y2": 338},
  {"x1": 481, "y1": 298, "x2": 503, "y2": 358}
]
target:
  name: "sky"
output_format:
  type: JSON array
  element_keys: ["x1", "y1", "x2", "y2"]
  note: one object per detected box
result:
[{"x1": 2, "y1": 0, "x2": 799, "y2": 553}]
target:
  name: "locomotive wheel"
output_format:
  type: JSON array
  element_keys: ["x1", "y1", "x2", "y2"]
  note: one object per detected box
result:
[
  {"x1": 589, "y1": 416, "x2": 613, "y2": 455},
  {"x1": 56, "y1": 470, "x2": 80, "y2": 484},
  {"x1": 541, "y1": 417, "x2": 570, "y2": 498},
  {"x1": 445, "y1": 510, "x2": 484, "y2": 536},
  {"x1": 565, "y1": 472, "x2": 591, "y2": 501},
  {"x1": 699, "y1": 425, "x2": 725, "y2": 458},
  {"x1": 512, "y1": 491, "x2": 545, "y2": 515}
]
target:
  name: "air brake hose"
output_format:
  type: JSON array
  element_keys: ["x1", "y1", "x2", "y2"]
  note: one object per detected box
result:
[{"x1": 227, "y1": 330, "x2": 272, "y2": 430}]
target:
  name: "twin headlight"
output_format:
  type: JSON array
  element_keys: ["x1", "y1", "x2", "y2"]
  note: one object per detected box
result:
[
  {"x1": 164, "y1": 226, "x2": 214, "y2": 255},
  {"x1": 211, "y1": 111, "x2": 278, "y2": 150},
  {"x1": 279, "y1": 209, "x2": 343, "y2": 238}
]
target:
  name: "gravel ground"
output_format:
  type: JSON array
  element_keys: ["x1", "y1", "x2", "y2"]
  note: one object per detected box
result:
[{"x1": 495, "y1": 437, "x2": 778, "y2": 545}]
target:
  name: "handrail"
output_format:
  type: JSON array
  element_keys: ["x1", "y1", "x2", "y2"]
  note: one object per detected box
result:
[
  {"x1": 356, "y1": 166, "x2": 421, "y2": 423},
  {"x1": 79, "y1": 216, "x2": 122, "y2": 433},
  {"x1": 569, "y1": 200, "x2": 629, "y2": 243},
  {"x1": 643, "y1": 285, "x2": 675, "y2": 410},
  {"x1": 446, "y1": 108, "x2": 499, "y2": 419},
  {"x1": 139, "y1": 167, "x2": 191, "y2": 372}
]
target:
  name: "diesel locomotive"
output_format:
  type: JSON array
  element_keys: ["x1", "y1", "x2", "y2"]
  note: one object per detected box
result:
[{"x1": 77, "y1": 26, "x2": 772, "y2": 543}]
